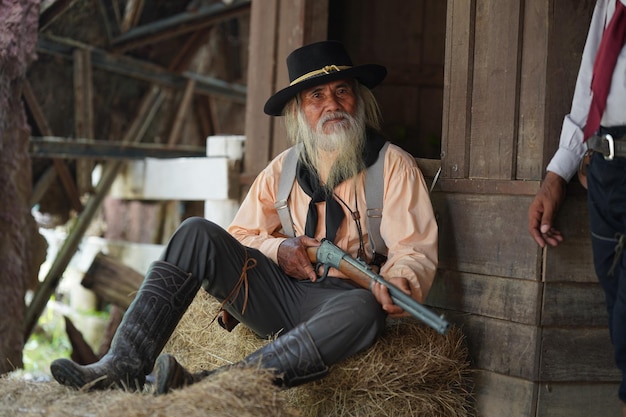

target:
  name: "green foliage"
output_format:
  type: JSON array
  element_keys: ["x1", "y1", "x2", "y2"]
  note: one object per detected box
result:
[{"x1": 22, "y1": 301, "x2": 71, "y2": 375}]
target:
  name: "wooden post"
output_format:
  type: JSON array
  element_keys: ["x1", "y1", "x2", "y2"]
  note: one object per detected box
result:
[{"x1": 74, "y1": 47, "x2": 95, "y2": 195}]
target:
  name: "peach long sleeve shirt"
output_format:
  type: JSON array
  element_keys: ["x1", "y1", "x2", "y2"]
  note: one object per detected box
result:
[{"x1": 228, "y1": 143, "x2": 438, "y2": 303}]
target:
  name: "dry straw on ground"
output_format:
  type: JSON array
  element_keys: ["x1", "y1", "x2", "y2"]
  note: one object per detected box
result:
[
  {"x1": 1, "y1": 291, "x2": 472, "y2": 417},
  {"x1": 164, "y1": 291, "x2": 473, "y2": 417},
  {"x1": 0, "y1": 368, "x2": 299, "y2": 417}
]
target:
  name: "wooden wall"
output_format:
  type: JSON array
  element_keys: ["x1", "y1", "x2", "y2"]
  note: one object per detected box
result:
[{"x1": 427, "y1": 0, "x2": 621, "y2": 416}]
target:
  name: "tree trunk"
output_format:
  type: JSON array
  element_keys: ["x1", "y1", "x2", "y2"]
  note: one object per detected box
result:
[{"x1": 0, "y1": 0, "x2": 41, "y2": 374}]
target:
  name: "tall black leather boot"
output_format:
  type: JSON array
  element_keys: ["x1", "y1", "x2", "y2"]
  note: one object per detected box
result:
[
  {"x1": 50, "y1": 261, "x2": 200, "y2": 391},
  {"x1": 153, "y1": 323, "x2": 329, "y2": 395}
]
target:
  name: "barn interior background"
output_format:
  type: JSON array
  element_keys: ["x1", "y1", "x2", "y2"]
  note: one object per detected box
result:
[{"x1": 0, "y1": 0, "x2": 618, "y2": 416}]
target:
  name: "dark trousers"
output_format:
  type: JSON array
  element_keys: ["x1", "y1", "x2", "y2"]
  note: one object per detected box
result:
[
  {"x1": 158, "y1": 217, "x2": 386, "y2": 365},
  {"x1": 587, "y1": 152, "x2": 626, "y2": 402}
]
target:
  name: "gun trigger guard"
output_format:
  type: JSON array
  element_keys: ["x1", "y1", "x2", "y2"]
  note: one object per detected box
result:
[{"x1": 317, "y1": 263, "x2": 330, "y2": 282}]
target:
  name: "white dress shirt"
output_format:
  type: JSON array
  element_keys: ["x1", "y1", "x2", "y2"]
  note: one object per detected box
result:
[{"x1": 547, "y1": 0, "x2": 626, "y2": 181}]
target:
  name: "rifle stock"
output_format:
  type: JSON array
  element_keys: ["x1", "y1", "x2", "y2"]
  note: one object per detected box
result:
[{"x1": 306, "y1": 239, "x2": 449, "y2": 335}]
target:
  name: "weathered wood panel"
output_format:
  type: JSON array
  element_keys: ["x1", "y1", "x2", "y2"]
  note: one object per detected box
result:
[
  {"x1": 468, "y1": 0, "x2": 521, "y2": 180},
  {"x1": 540, "y1": 327, "x2": 619, "y2": 382},
  {"x1": 472, "y1": 371, "x2": 536, "y2": 417},
  {"x1": 541, "y1": 282, "x2": 608, "y2": 327},
  {"x1": 427, "y1": 271, "x2": 541, "y2": 325},
  {"x1": 442, "y1": 0, "x2": 474, "y2": 179},
  {"x1": 448, "y1": 313, "x2": 540, "y2": 380},
  {"x1": 243, "y1": 0, "x2": 278, "y2": 176},
  {"x1": 544, "y1": 187, "x2": 596, "y2": 283},
  {"x1": 474, "y1": 371, "x2": 621, "y2": 417},
  {"x1": 535, "y1": 382, "x2": 621, "y2": 417},
  {"x1": 516, "y1": 0, "x2": 549, "y2": 181},
  {"x1": 432, "y1": 192, "x2": 540, "y2": 280}
]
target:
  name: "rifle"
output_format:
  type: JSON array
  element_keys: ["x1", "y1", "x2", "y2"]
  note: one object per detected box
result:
[{"x1": 307, "y1": 239, "x2": 450, "y2": 335}]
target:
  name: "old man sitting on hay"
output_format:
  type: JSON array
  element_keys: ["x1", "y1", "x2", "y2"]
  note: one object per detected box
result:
[{"x1": 49, "y1": 40, "x2": 439, "y2": 394}]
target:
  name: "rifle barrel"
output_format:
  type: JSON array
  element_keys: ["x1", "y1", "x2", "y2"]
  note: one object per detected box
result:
[{"x1": 307, "y1": 240, "x2": 450, "y2": 335}]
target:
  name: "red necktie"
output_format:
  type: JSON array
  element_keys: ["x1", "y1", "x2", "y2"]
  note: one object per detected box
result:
[{"x1": 584, "y1": 0, "x2": 626, "y2": 140}]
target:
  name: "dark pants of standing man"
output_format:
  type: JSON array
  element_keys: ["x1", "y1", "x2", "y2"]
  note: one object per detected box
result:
[
  {"x1": 159, "y1": 216, "x2": 387, "y2": 366},
  {"x1": 587, "y1": 147, "x2": 626, "y2": 403}
]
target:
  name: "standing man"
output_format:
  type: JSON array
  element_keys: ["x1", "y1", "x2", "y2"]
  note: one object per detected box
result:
[
  {"x1": 50, "y1": 40, "x2": 438, "y2": 394},
  {"x1": 528, "y1": 1, "x2": 626, "y2": 413}
]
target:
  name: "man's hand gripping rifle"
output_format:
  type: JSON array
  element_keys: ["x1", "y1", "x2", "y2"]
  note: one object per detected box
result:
[{"x1": 306, "y1": 239, "x2": 450, "y2": 335}]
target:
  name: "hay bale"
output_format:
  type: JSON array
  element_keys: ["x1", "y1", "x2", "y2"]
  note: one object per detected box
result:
[
  {"x1": 285, "y1": 322, "x2": 472, "y2": 417},
  {"x1": 162, "y1": 291, "x2": 269, "y2": 371},
  {"x1": 165, "y1": 291, "x2": 473, "y2": 417}
]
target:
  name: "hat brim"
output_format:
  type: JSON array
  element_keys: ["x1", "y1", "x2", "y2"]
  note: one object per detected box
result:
[{"x1": 263, "y1": 64, "x2": 387, "y2": 116}]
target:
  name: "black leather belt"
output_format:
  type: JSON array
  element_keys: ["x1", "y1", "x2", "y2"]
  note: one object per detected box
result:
[{"x1": 587, "y1": 126, "x2": 626, "y2": 160}]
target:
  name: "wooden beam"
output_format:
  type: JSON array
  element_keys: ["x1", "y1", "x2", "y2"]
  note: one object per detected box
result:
[
  {"x1": 194, "y1": 96, "x2": 215, "y2": 139},
  {"x1": 111, "y1": 0, "x2": 251, "y2": 53},
  {"x1": 22, "y1": 81, "x2": 83, "y2": 212},
  {"x1": 168, "y1": 29, "x2": 212, "y2": 72},
  {"x1": 120, "y1": 0, "x2": 144, "y2": 33},
  {"x1": 167, "y1": 78, "x2": 196, "y2": 146},
  {"x1": 29, "y1": 136, "x2": 206, "y2": 159},
  {"x1": 37, "y1": 34, "x2": 247, "y2": 103},
  {"x1": 74, "y1": 47, "x2": 95, "y2": 195},
  {"x1": 38, "y1": 0, "x2": 80, "y2": 32}
]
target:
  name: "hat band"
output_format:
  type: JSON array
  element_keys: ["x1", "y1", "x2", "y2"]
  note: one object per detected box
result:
[{"x1": 289, "y1": 65, "x2": 352, "y2": 86}]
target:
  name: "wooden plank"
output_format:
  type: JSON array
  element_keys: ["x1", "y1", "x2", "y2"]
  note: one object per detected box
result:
[
  {"x1": 109, "y1": 157, "x2": 236, "y2": 201},
  {"x1": 516, "y1": 0, "x2": 549, "y2": 180},
  {"x1": 39, "y1": 0, "x2": 79, "y2": 31},
  {"x1": 472, "y1": 370, "x2": 536, "y2": 417},
  {"x1": 120, "y1": 0, "x2": 144, "y2": 33},
  {"x1": 468, "y1": 0, "x2": 521, "y2": 180},
  {"x1": 442, "y1": 0, "x2": 474, "y2": 179},
  {"x1": 112, "y1": 0, "x2": 251, "y2": 53},
  {"x1": 454, "y1": 313, "x2": 540, "y2": 380},
  {"x1": 29, "y1": 136, "x2": 206, "y2": 159},
  {"x1": 74, "y1": 47, "x2": 95, "y2": 195},
  {"x1": 243, "y1": 0, "x2": 278, "y2": 177},
  {"x1": 427, "y1": 271, "x2": 541, "y2": 325},
  {"x1": 544, "y1": 188, "x2": 595, "y2": 283},
  {"x1": 436, "y1": 178, "x2": 540, "y2": 195},
  {"x1": 541, "y1": 282, "x2": 608, "y2": 327},
  {"x1": 37, "y1": 35, "x2": 247, "y2": 103},
  {"x1": 536, "y1": 382, "x2": 621, "y2": 417},
  {"x1": 432, "y1": 192, "x2": 540, "y2": 280},
  {"x1": 82, "y1": 253, "x2": 144, "y2": 310},
  {"x1": 540, "y1": 327, "x2": 620, "y2": 382},
  {"x1": 167, "y1": 78, "x2": 196, "y2": 146},
  {"x1": 473, "y1": 371, "x2": 621, "y2": 417}
]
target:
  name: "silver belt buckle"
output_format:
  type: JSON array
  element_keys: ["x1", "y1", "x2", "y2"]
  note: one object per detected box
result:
[{"x1": 603, "y1": 134, "x2": 615, "y2": 161}]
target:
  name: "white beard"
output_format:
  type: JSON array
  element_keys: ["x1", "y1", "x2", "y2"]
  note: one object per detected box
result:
[{"x1": 297, "y1": 106, "x2": 367, "y2": 191}]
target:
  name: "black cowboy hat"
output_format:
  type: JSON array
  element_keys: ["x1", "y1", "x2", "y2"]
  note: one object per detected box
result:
[{"x1": 263, "y1": 40, "x2": 387, "y2": 116}]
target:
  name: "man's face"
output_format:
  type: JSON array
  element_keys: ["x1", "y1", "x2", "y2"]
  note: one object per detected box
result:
[{"x1": 300, "y1": 79, "x2": 358, "y2": 135}]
